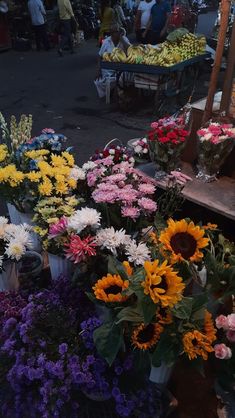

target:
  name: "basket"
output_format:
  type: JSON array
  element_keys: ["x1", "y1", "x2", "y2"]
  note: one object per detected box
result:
[{"x1": 104, "y1": 138, "x2": 123, "y2": 150}]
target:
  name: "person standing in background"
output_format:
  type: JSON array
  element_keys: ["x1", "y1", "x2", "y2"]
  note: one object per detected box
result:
[
  {"x1": 112, "y1": 0, "x2": 126, "y2": 29},
  {"x1": 135, "y1": 0, "x2": 155, "y2": 43},
  {"x1": 143, "y1": 0, "x2": 171, "y2": 44},
  {"x1": 99, "y1": 0, "x2": 114, "y2": 44},
  {"x1": 57, "y1": 0, "x2": 74, "y2": 56},
  {"x1": 28, "y1": 0, "x2": 50, "y2": 51}
]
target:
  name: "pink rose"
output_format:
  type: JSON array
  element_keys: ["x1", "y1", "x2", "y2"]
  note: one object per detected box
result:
[
  {"x1": 227, "y1": 314, "x2": 235, "y2": 331},
  {"x1": 151, "y1": 122, "x2": 159, "y2": 129},
  {"x1": 214, "y1": 343, "x2": 232, "y2": 360},
  {"x1": 226, "y1": 330, "x2": 235, "y2": 343},
  {"x1": 215, "y1": 315, "x2": 229, "y2": 330}
]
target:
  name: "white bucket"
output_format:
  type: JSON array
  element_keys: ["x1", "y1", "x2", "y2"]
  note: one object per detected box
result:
[
  {"x1": 0, "y1": 261, "x2": 18, "y2": 292},
  {"x1": 48, "y1": 253, "x2": 72, "y2": 281}
]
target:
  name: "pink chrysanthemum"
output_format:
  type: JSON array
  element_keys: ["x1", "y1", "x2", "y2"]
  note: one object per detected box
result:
[
  {"x1": 121, "y1": 206, "x2": 140, "y2": 220},
  {"x1": 138, "y1": 197, "x2": 157, "y2": 213},
  {"x1": 49, "y1": 217, "x2": 68, "y2": 238},
  {"x1": 65, "y1": 235, "x2": 97, "y2": 264},
  {"x1": 138, "y1": 183, "x2": 156, "y2": 195}
]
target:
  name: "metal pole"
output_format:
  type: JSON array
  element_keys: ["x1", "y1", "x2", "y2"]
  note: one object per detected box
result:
[
  {"x1": 220, "y1": 20, "x2": 235, "y2": 114},
  {"x1": 202, "y1": 0, "x2": 231, "y2": 124}
]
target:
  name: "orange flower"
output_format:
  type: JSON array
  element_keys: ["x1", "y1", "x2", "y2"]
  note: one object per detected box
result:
[
  {"x1": 159, "y1": 219, "x2": 209, "y2": 264},
  {"x1": 131, "y1": 322, "x2": 163, "y2": 351},
  {"x1": 93, "y1": 274, "x2": 129, "y2": 303},
  {"x1": 183, "y1": 330, "x2": 214, "y2": 361},
  {"x1": 123, "y1": 261, "x2": 133, "y2": 277},
  {"x1": 204, "y1": 310, "x2": 217, "y2": 343}
]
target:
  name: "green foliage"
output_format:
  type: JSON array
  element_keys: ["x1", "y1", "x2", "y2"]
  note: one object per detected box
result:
[
  {"x1": 152, "y1": 331, "x2": 180, "y2": 367},
  {"x1": 93, "y1": 323, "x2": 123, "y2": 366},
  {"x1": 171, "y1": 296, "x2": 193, "y2": 320}
]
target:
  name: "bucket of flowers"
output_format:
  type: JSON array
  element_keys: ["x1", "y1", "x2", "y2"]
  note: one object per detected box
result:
[
  {"x1": 90, "y1": 139, "x2": 134, "y2": 166},
  {"x1": 197, "y1": 121, "x2": 235, "y2": 182},
  {"x1": 0, "y1": 217, "x2": 32, "y2": 291},
  {"x1": 147, "y1": 116, "x2": 189, "y2": 179}
]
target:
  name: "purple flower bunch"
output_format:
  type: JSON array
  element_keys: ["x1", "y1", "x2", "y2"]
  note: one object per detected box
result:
[{"x1": 0, "y1": 279, "x2": 93, "y2": 418}]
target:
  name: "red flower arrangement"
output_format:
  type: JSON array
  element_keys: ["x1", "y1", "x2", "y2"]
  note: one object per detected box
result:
[
  {"x1": 148, "y1": 117, "x2": 189, "y2": 145},
  {"x1": 147, "y1": 117, "x2": 189, "y2": 177},
  {"x1": 65, "y1": 235, "x2": 97, "y2": 264}
]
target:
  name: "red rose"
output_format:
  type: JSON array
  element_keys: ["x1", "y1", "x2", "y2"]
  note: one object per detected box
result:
[
  {"x1": 178, "y1": 129, "x2": 189, "y2": 137},
  {"x1": 167, "y1": 131, "x2": 177, "y2": 139},
  {"x1": 179, "y1": 137, "x2": 186, "y2": 142},
  {"x1": 159, "y1": 136, "x2": 170, "y2": 143},
  {"x1": 171, "y1": 139, "x2": 180, "y2": 144}
]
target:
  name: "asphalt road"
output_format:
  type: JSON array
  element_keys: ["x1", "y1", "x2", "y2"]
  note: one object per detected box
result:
[{"x1": 0, "y1": 11, "x2": 218, "y2": 165}]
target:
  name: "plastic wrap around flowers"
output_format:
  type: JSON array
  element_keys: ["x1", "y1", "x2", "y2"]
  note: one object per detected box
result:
[
  {"x1": 147, "y1": 116, "x2": 189, "y2": 178},
  {"x1": 197, "y1": 122, "x2": 235, "y2": 182}
]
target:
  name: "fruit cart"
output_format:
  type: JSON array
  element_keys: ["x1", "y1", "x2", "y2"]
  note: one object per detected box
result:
[{"x1": 101, "y1": 53, "x2": 210, "y2": 115}]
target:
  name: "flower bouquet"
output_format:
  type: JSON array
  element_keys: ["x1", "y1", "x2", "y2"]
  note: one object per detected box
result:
[
  {"x1": 130, "y1": 138, "x2": 150, "y2": 164},
  {"x1": 147, "y1": 116, "x2": 189, "y2": 179},
  {"x1": 197, "y1": 122, "x2": 235, "y2": 182},
  {"x1": 86, "y1": 160, "x2": 157, "y2": 231},
  {"x1": 90, "y1": 143, "x2": 134, "y2": 166},
  {"x1": 0, "y1": 217, "x2": 32, "y2": 291}
]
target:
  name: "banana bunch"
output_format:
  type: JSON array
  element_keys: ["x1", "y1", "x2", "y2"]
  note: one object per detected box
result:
[
  {"x1": 102, "y1": 30, "x2": 207, "y2": 67},
  {"x1": 103, "y1": 48, "x2": 127, "y2": 63}
]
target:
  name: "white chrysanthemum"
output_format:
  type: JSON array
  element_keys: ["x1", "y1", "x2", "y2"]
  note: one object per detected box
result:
[
  {"x1": 0, "y1": 217, "x2": 9, "y2": 239},
  {"x1": 82, "y1": 161, "x2": 96, "y2": 172},
  {"x1": 5, "y1": 240, "x2": 26, "y2": 261},
  {"x1": 68, "y1": 207, "x2": 101, "y2": 233},
  {"x1": 70, "y1": 166, "x2": 86, "y2": 180},
  {"x1": 5, "y1": 224, "x2": 32, "y2": 247},
  {"x1": 125, "y1": 241, "x2": 151, "y2": 266},
  {"x1": 95, "y1": 227, "x2": 131, "y2": 255}
]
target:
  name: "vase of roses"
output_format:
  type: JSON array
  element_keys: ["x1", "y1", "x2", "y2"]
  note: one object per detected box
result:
[
  {"x1": 197, "y1": 122, "x2": 235, "y2": 182},
  {"x1": 147, "y1": 116, "x2": 189, "y2": 179}
]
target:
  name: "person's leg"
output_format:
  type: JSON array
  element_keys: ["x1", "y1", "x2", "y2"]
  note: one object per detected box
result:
[
  {"x1": 33, "y1": 25, "x2": 41, "y2": 51},
  {"x1": 58, "y1": 20, "x2": 73, "y2": 54},
  {"x1": 66, "y1": 19, "x2": 73, "y2": 52},
  {"x1": 41, "y1": 24, "x2": 50, "y2": 50}
]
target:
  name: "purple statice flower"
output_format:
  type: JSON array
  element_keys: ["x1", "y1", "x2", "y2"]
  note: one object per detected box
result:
[
  {"x1": 58, "y1": 343, "x2": 68, "y2": 356},
  {"x1": 80, "y1": 316, "x2": 102, "y2": 349}
]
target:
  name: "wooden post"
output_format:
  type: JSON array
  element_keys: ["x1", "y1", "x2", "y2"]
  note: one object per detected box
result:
[
  {"x1": 202, "y1": 0, "x2": 231, "y2": 124},
  {"x1": 220, "y1": 20, "x2": 235, "y2": 114}
]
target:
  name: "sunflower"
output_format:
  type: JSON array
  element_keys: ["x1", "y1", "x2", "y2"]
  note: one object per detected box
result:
[
  {"x1": 204, "y1": 310, "x2": 217, "y2": 343},
  {"x1": 142, "y1": 260, "x2": 185, "y2": 308},
  {"x1": 182, "y1": 330, "x2": 214, "y2": 361},
  {"x1": 132, "y1": 322, "x2": 163, "y2": 350},
  {"x1": 156, "y1": 307, "x2": 173, "y2": 325},
  {"x1": 159, "y1": 219, "x2": 209, "y2": 264},
  {"x1": 93, "y1": 274, "x2": 129, "y2": 303}
]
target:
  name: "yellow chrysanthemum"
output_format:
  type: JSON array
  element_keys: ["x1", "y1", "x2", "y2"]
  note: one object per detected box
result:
[
  {"x1": 0, "y1": 144, "x2": 8, "y2": 163},
  {"x1": 38, "y1": 177, "x2": 53, "y2": 196},
  {"x1": 67, "y1": 178, "x2": 77, "y2": 189},
  {"x1": 56, "y1": 181, "x2": 68, "y2": 195},
  {"x1": 159, "y1": 219, "x2": 209, "y2": 264},
  {"x1": 56, "y1": 165, "x2": 71, "y2": 176},
  {"x1": 131, "y1": 323, "x2": 163, "y2": 351},
  {"x1": 93, "y1": 274, "x2": 129, "y2": 303},
  {"x1": 25, "y1": 149, "x2": 50, "y2": 159},
  {"x1": 51, "y1": 154, "x2": 67, "y2": 167},
  {"x1": 142, "y1": 259, "x2": 185, "y2": 308},
  {"x1": 33, "y1": 226, "x2": 48, "y2": 237},
  {"x1": 182, "y1": 330, "x2": 214, "y2": 361},
  {"x1": 26, "y1": 171, "x2": 42, "y2": 183},
  {"x1": 0, "y1": 165, "x2": 25, "y2": 186},
  {"x1": 62, "y1": 151, "x2": 75, "y2": 167},
  {"x1": 38, "y1": 161, "x2": 54, "y2": 177}
]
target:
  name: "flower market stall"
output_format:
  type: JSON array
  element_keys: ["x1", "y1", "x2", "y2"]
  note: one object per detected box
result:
[{"x1": 0, "y1": 111, "x2": 235, "y2": 418}]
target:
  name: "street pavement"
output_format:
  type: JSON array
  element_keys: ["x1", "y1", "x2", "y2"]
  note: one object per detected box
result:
[{"x1": 0, "y1": 11, "x2": 218, "y2": 165}]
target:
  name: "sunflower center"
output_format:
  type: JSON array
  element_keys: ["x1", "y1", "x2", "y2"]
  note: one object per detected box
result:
[
  {"x1": 105, "y1": 285, "x2": 122, "y2": 295},
  {"x1": 192, "y1": 338, "x2": 198, "y2": 346},
  {"x1": 137, "y1": 324, "x2": 154, "y2": 344},
  {"x1": 170, "y1": 232, "x2": 197, "y2": 259},
  {"x1": 150, "y1": 276, "x2": 167, "y2": 293}
]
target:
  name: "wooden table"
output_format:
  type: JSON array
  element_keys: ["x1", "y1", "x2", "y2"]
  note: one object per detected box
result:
[{"x1": 139, "y1": 162, "x2": 235, "y2": 221}]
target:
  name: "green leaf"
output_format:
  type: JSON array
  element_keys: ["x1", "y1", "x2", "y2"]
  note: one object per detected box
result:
[
  {"x1": 192, "y1": 293, "x2": 209, "y2": 313},
  {"x1": 172, "y1": 297, "x2": 193, "y2": 320},
  {"x1": 116, "y1": 306, "x2": 143, "y2": 325},
  {"x1": 93, "y1": 323, "x2": 123, "y2": 366},
  {"x1": 108, "y1": 256, "x2": 128, "y2": 280},
  {"x1": 141, "y1": 296, "x2": 157, "y2": 324},
  {"x1": 152, "y1": 333, "x2": 179, "y2": 367},
  {"x1": 85, "y1": 292, "x2": 97, "y2": 303}
]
